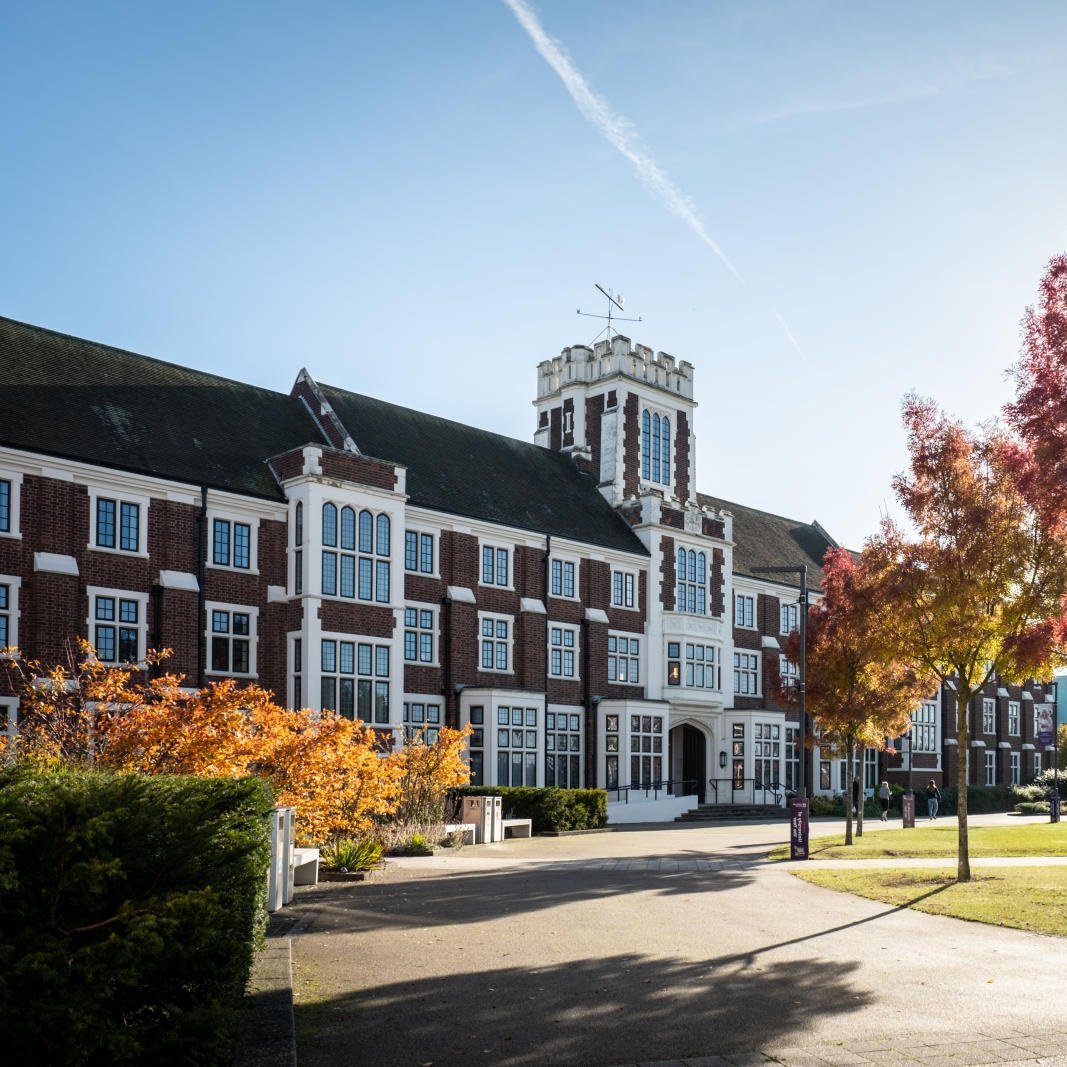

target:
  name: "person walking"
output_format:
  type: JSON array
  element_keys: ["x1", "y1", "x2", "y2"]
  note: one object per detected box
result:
[
  {"x1": 852, "y1": 774, "x2": 860, "y2": 816},
  {"x1": 878, "y1": 780, "x2": 891, "y2": 821},
  {"x1": 925, "y1": 780, "x2": 941, "y2": 820}
]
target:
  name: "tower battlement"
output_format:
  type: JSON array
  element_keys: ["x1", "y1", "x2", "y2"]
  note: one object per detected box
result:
[{"x1": 537, "y1": 334, "x2": 694, "y2": 400}]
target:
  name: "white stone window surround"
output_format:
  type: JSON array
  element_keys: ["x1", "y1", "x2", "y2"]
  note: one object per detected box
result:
[
  {"x1": 86, "y1": 586, "x2": 149, "y2": 665},
  {"x1": 733, "y1": 650, "x2": 761, "y2": 697},
  {"x1": 478, "y1": 538, "x2": 514, "y2": 590},
  {"x1": 403, "y1": 602, "x2": 440, "y2": 666},
  {"x1": 1008, "y1": 700, "x2": 1020, "y2": 736},
  {"x1": 403, "y1": 525, "x2": 438, "y2": 577},
  {"x1": 549, "y1": 553, "x2": 580, "y2": 601},
  {"x1": 611, "y1": 566, "x2": 638, "y2": 609},
  {"x1": 548, "y1": 622, "x2": 581, "y2": 679},
  {"x1": 0, "y1": 469, "x2": 23, "y2": 539},
  {"x1": 204, "y1": 601, "x2": 259, "y2": 679},
  {"x1": 639, "y1": 402, "x2": 673, "y2": 488},
  {"x1": 87, "y1": 486, "x2": 150, "y2": 558},
  {"x1": 607, "y1": 631, "x2": 641, "y2": 685},
  {"x1": 478, "y1": 611, "x2": 514, "y2": 674},
  {"x1": 0, "y1": 575, "x2": 21, "y2": 650},
  {"x1": 734, "y1": 592, "x2": 756, "y2": 630},
  {"x1": 206, "y1": 507, "x2": 260, "y2": 575},
  {"x1": 0, "y1": 696, "x2": 17, "y2": 742},
  {"x1": 981, "y1": 697, "x2": 995, "y2": 735},
  {"x1": 675, "y1": 543, "x2": 710, "y2": 616},
  {"x1": 779, "y1": 600, "x2": 799, "y2": 635}
]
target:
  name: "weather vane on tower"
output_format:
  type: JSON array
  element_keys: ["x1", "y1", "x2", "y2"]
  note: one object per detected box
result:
[{"x1": 577, "y1": 283, "x2": 642, "y2": 345}]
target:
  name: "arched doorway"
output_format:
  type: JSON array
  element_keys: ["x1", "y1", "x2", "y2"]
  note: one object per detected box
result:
[{"x1": 681, "y1": 724, "x2": 707, "y2": 803}]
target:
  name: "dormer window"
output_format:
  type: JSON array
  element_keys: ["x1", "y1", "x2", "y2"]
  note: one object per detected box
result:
[{"x1": 641, "y1": 409, "x2": 671, "y2": 486}]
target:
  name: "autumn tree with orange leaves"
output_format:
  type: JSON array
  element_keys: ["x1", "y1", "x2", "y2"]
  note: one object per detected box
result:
[
  {"x1": 864, "y1": 391, "x2": 1067, "y2": 882},
  {"x1": 1, "y1": 644, "x2": 470, "y2": 846},
  {"x1": 783, "y1": 549, "x2": 936, "y2": 846}
]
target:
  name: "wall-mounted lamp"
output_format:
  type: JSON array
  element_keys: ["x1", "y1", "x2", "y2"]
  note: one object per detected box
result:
[{"x1": 719, "y1": 750, "x2": 728, "y2": 769}]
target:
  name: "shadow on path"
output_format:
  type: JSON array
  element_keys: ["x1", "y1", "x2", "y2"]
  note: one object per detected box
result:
[
  {"x1": 295, "y1": 860, "x2": 757, "y2": 932},
  {"x1": 295, "y1": 951, "x2": 872, "y2": 1067}
]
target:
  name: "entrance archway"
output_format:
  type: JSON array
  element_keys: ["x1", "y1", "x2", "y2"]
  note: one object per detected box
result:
[{"x1": 681, "y1": 724, "x2": 707, "y2": 803}]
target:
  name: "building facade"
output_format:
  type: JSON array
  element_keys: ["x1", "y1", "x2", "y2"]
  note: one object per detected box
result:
[{"x1": 0, "y1": 317, "x2": 1053, "y2": 803}]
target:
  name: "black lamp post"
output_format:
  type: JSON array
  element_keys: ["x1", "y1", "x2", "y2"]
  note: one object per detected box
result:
[
  {"x1": 752, "y1": 564, "x2": 809, "y2": 859},
  {"x1": 752, "y1": 564, "x2": 808, "y2": 798}
]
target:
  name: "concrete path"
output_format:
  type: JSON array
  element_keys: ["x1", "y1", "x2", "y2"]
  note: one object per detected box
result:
[{"x1": 274, "y1": 814, "x2": 1067, "y2": 1066}]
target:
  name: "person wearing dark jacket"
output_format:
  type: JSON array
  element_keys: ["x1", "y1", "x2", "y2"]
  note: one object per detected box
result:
[{"x1": 925, "y1": 780, "x2": 942, "y2": 820}]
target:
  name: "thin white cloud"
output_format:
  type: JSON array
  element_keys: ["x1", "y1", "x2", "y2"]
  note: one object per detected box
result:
[
  {"x1": 503, "y1": 0, "x2": 742, "y2": 284},
  {"x1": 504, "y1": 0, "x2": 803, "y2": 356}
]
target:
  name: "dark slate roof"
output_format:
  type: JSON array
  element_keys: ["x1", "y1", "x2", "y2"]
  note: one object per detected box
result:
[
  {"x1": 319, "y1": 383, "x2": 649, "y2": 556},
  {"x1": 698, "y1": 493, "x2": 837, "y2": 592},
  {"x1": 0, "y1": 316, "x2": 322, "y2": 499}
]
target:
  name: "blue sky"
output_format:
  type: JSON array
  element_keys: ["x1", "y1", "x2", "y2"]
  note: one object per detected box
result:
[{"x1": 4, "y1": 1, "x2": 1066, "y2": 549}]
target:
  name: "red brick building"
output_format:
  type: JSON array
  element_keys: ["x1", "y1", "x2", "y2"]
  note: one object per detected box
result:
[{"x1": 0, "y1": 319, "x2": 1051, "y2": 808}]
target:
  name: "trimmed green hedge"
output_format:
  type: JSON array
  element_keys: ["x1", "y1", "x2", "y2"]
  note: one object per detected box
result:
[
  {"x1": 938, "y1": 784, "x2": 1017, "y2": 815},
  {"x1": 451, "y1": 786, "x2": 608, "y2": 832},
  {"x1": 0, "y1": 766, "x2": 273, "y2": 1065}
]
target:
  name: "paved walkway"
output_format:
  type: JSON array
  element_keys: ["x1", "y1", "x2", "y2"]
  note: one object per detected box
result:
[{"x1": 242, "y1": 814, "x2": 1067, "y2": 1066}]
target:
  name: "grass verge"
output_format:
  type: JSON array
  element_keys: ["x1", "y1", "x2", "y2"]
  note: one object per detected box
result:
[
  {"x1": 768, "y1": 821, "x2": 1067, "y2": 861},
  {"x1": 795, "y1": 867, "x2": 1067, "y2": 937}
]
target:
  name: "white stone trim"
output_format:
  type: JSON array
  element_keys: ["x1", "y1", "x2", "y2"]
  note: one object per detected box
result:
[
  {"x1": 204, "y1": 602, "x2": 259, "y2": 679},
  {"x1": 158, "y1": 570, "x2": 199, "y2": 592},
  {"x1": 521, "y1": 598, "x2": 547, "y2": 615},
  {"x1": 761, "y1": 635, "x2": 780, "y2": 649},
  {"x1": 0, "y1": 469, "x2": 23, "y2": 540},
  {"x1": 447, "y1": 585, "x2": 476, "y2": 604},
  {"x1": 267, "y1": 585, "x2": 288, "y2": 603},
  {"x1": 34, "y1": 552, "x2": 79, "y2": 576},
  {"x1": 87, "y1": 487, "x2": 150, "y2": 557},
  {"x1": 585, "y1": 608, "x2": 609, "y2": 624}
]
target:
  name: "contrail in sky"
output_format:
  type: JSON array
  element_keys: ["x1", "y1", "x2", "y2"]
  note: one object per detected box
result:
[
  {"x1": 503, "y1": 0, "x2": 742, "y2": 285},
  {"x1": 504, "y1": 0, "x2": 803, "y2": 355}
]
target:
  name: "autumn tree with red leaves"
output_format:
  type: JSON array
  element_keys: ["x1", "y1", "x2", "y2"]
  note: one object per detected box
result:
[
  {"x1": 783, "y1": 549, "x2": 936, "y2": 846},
  {"x1": 864, "y1": 394, "x2": 1067, "y2": 881}
]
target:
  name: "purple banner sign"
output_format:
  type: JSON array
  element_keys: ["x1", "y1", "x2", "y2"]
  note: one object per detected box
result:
[
  {"x1": 790, "y1": 798, "x2": 809, "y2": 860},
  {"x1": 1036, "y1": 705, "x2": 1054, "y2": 747}
]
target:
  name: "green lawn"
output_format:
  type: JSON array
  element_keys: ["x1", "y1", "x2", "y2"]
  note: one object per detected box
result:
[
  {"x1": 768, "y1": 821, "x2": 1067, "y2": 861},
  {"x1": 796, "y1": 867, "x2": 1067, "y2": 938}
]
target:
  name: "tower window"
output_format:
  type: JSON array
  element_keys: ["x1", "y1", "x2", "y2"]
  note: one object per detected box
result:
[{"x1": 641, "y1": 409, "x2": 671, "y2": 486}]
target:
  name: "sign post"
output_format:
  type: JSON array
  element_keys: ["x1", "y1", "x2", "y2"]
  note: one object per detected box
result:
[
  {"x1": 790, "y1": 796, "x2": 809, "y2": 860},
  {"x1": 902, "y1": 791, "x2": 915, "y2": 828}
]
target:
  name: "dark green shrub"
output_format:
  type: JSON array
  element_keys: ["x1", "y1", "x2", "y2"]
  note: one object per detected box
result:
[
  {"x1": 450, "y1": 786, "x2": 608, "y2": 832},
  {"x1": 939, "y1": 784, "x2": 1017, "y2": 815},
  {"x1": 0, "y1": 765, "x2": 273, "y2": 1065}
]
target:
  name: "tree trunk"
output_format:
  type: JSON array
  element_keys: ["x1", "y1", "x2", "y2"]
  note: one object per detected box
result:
[
  {"x1": 844, "y1": 742, "x2": 854, "y2": 846},
  {"x1": 956, "y1": 687, "x2": 971, "y2": 882},
  {"x1": 856, "y1": 748, "x2": 864, "y2": 837}
]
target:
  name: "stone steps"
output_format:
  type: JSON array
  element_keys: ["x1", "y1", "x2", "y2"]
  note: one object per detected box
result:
[{"x1": 675, "y1": 804, "x2": 784, "y2": 822}]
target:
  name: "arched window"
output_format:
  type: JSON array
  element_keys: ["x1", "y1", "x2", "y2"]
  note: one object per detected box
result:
[
  {"x1": 321, "y1": 503, "x2": 392, "y2": 603},
  {"x1": 641, "y1": 408, "x2": 671, "y2": 486},
  {"x1": 641, "y1": 410, "x2": 651, "y2": 480},
  {"x1": 340, "y1": 507, "x2": 355, "y2": 551},
  {"x1": 322, "y1": 503, "x2": 337, "y2": 547},
  {"x1": 675, "y1": 547, "x2": 707, "y2": 615},
  {"x1": 358, "y1": 510, "x2": 373, "y2": 553},
  {"x1": 661, "y1": 417, "x2": 671, "y2": 483}
]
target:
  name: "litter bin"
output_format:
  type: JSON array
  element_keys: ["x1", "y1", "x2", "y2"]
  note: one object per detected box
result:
[{"x1": 461, "y1": 795, "x2": 503, "y2": 843}]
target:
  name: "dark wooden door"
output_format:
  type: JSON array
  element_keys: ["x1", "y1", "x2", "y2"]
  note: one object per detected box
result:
[{"x1": 682, "y1": 725, "x2": 706, "y2": 803}]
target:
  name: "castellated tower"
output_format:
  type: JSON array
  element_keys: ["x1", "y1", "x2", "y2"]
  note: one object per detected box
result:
[{"x1": 533, "y1": 335, "x2": 697, "y2": 509}]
